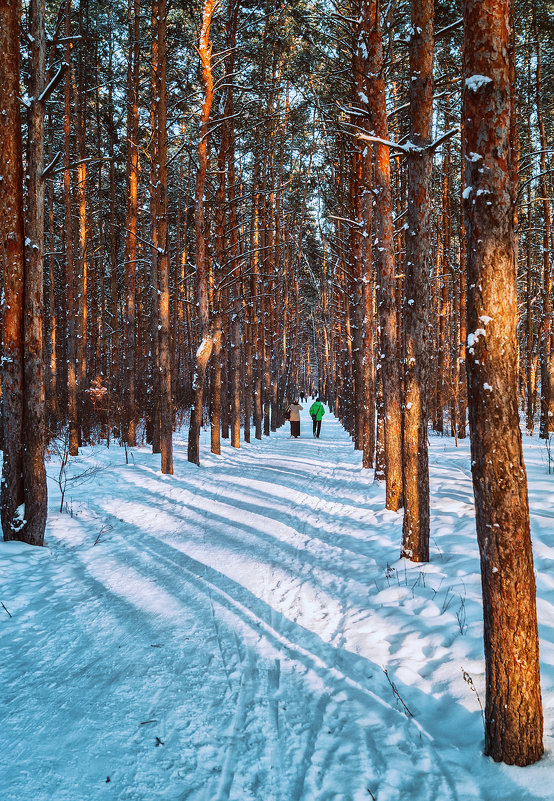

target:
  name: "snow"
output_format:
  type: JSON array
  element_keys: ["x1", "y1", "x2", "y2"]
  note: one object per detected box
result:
[
  {"x1": 465, "y1": 75, "x2": 493, "y2": 92},
  {"x1": 12, "y1": 504, "x2": 26, "y2": 532},
  {"x1": 2, "y1": 406, "x2": 554, "y2": 800},
  {"x1": 467, "y1": 329, "x2": 487, "y2": 353},
  {"x1": 196, "y1": 336, "x2": 212, "y2": 360}
]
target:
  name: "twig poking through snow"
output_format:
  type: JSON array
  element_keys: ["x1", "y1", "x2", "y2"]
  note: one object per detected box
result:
[
  {"x1": 462, "y1": 669, "x2": 485, "y2": 725},
  {"x1": 382, "y1": 667, "x2": 414, "y2": 717},
  {"x1": 93, "y1": 525, "x2": 113, "y2": 546}
]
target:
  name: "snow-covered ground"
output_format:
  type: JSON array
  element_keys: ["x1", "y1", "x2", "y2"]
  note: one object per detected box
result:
[{"x1": 1, "y1": 403, "x2": 554, "y2": 800}]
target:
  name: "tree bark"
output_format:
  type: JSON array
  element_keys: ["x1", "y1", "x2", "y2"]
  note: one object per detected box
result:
[
  {"x1": 463, "y1": 0, "x2": 543, "y2": 765},
  {"x1": 123, "y1": 0, "x2": 140, "y2": 447},
  {"x1": 401, "y1": 0, "x2": 433, "y2": 562},
  {"x1": 64, "y1": 0, "x2": 79, "y2": 456},
  {"x1": 0, "y1": 0, "x2": 26, "y2": 541},
  {"x1": 363, "y1": 0, "x2": 402, "y2": 509},
  {"x1": 188, "y1": 0, "x2": 215, "y2": 465},
  {"x1": 23, "y1": 0, "x2": 48, "y2": 544},
  {"x1": 156, "y1": 0, "x2": 173, "y2": 474}
]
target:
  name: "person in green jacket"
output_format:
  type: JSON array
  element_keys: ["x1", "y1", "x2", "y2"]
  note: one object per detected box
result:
[{"x1": 309, "y1": 398, "x2": 325, "y2": 438}]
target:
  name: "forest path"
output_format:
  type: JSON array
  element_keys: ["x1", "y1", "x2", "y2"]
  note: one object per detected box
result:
[{"x1": 1, "y1": 404, "x2": 552, "y2": 801}]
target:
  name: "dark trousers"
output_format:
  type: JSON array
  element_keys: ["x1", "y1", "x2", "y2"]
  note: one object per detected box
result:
[
  {"x1": 290, "y1": 420, "x2": 300, "y2": 438},
  {"x1": 312, "y1": 418, "x2": 321, "y2": 437}
]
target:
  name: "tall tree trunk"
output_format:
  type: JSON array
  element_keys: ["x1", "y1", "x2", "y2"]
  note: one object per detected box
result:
[
  {"x1": 156, "y1": 0, "x2": 173, "y2": 473},
  {"x1": 188, "y1": 0, "x2": 215, "y2": 465},
  {"x1": 106, "y1": 23, "x2": 120, "y2": 433},
  {"x1": 64, "y1": 0, "x2": 79, "y2": 455},
  {"x1": 23, "y1": 0, "x2": 48, "y2": 544},
  {"x1": 251, "y1": 179, "x2": 263, "y2": 440},
  {"x1": 1, "y1": 0, "x2": 25, "y2": 541},
  {"x1": 363, "y1": 0, "x2": 402, "y2": 509},
  {"x1": 124, "y1": 0, "x2": 140, "y2": 446},
  {"x1": 463, "y1": 0, "x2": 543, "y2": 765},
  {"x1": 226, "y1": 0, "x2": 241, "y2": 449},
  {"x1": 149, "y1": 1, "x2": 161, "y2": 454},
  {"x1": 534, "y1": 9, "x2": 552, "y2": 440},
  {"x1": 401, "y1": 0, "x2": 433, "y2": 562},
  {"x1": 350, "y1": 46, "x2": 365, "y2": 450},
  {"x1": 76, "y1": 0, "x2": 89, "y2": 444}
]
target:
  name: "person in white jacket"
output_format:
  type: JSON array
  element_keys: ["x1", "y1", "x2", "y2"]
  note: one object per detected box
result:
[{"x1": 288, "y1": 401, "x2": 303, "y2": 438}]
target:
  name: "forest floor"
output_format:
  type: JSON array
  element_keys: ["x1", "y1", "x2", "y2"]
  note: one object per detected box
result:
[{"x1": 1, "y1": 404, "x2": 554, "y2": 800}]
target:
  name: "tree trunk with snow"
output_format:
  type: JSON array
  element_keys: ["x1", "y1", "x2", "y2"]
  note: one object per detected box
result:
[
  {"x1": 0, "y1": 0, "x2": 47, "y2": 545},
  {"x1": 401, "y1": 0, "x2": 433, "y2": 562},
  {"x1": 463, "y1": 0, "x2": 543, "y2": 765},
  {"x1": 1, "y1": 0, "x2": 26, "y2": 542},
  {"x1": 362, "y1": 0, "x2": 402, "y2": 509},
  {"x1": 23, "y1": 0, "x2": 48, "y2": 545},
  {"x1": 188, "y1": 0, "x2": 215, "y2": 466}
]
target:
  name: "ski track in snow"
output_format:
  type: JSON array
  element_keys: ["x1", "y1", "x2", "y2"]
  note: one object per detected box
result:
[{"x1": 1, "y1": 405, "x2": 554, "y2": 800}]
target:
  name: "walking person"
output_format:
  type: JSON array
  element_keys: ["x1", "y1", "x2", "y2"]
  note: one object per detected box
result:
[
  {"x1": 288, "y1": 400, "x2": 303, "y2": 438},
  {"x1": 309, "y1": 397, "x2": 325, "y2": 438}
]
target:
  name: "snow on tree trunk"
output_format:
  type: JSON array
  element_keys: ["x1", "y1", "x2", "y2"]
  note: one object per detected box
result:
[
  {"x1": 0, "y1": 0, "x2": 26, "y2": 542},
  {"x1": 188, "y1": 0, "x2": 215, "y2": 466},
  {"x1": 401, "y1": 0, "x2": 433, "y2": 562},
  {"x1": 362, "y1": 0, "x2": 402, "y2": 509},
  {"x1": 1, "y1": 0, "x2": 47, "y2": 546},
  {"x1": 23, "y1": 0, "x2": 48, "y2": 544},
  {"x1": 463, "y1": 0, "x2": 543, "y2": 765}
]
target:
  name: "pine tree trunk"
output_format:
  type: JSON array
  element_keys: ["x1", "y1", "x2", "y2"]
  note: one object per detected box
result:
[
  {"x1": 463, "y1": 0, "x2": 543, "y2": 765},
  {"x1": 124, "y1": 0, "x2": 140, "y2": 447},
  {"x1": 0, "y1": 0, "x2": 26, "y2": 541},
  {"x1": 224, "y1": 2, "x2": 241, "y2": 450},
  {"x1": 76, "y1": 0, "x2": 89, "y2": 444},
  {"x1": 363, "y1": 0, "x2": 402, "y2": 509},
  {"x1": 156, "y1": 0, "x2": 173, "y2": 474},
  {"x1": 534, "y1": 9, "x2": 552, "y2": 440},
  {"x1": 188, "y1": 0, "x2": 215, "y2": 465},
  {"x1": 401, "y1": 0, "x2": 433, "y2": 562},
  {"x1": 149, "y1": 1, "x2": 161, "y2": 454},
  {"x1": 23, "y1": 0, "x2": 48, "y2": 545},
  {"x1": 64, "y1": 0, "x2": 79, "y2": 456}
]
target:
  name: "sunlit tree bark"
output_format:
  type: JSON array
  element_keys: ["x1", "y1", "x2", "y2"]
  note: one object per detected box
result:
[
  {"x1": 188, "y1": 0, "x2": 216, "y2": 465},
  {"x1": 463, "y1": 0, "x2": 543, "y2": 765},
  {"x1": 401, "y1": 0, "x2": 433, "y2": 562}
]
